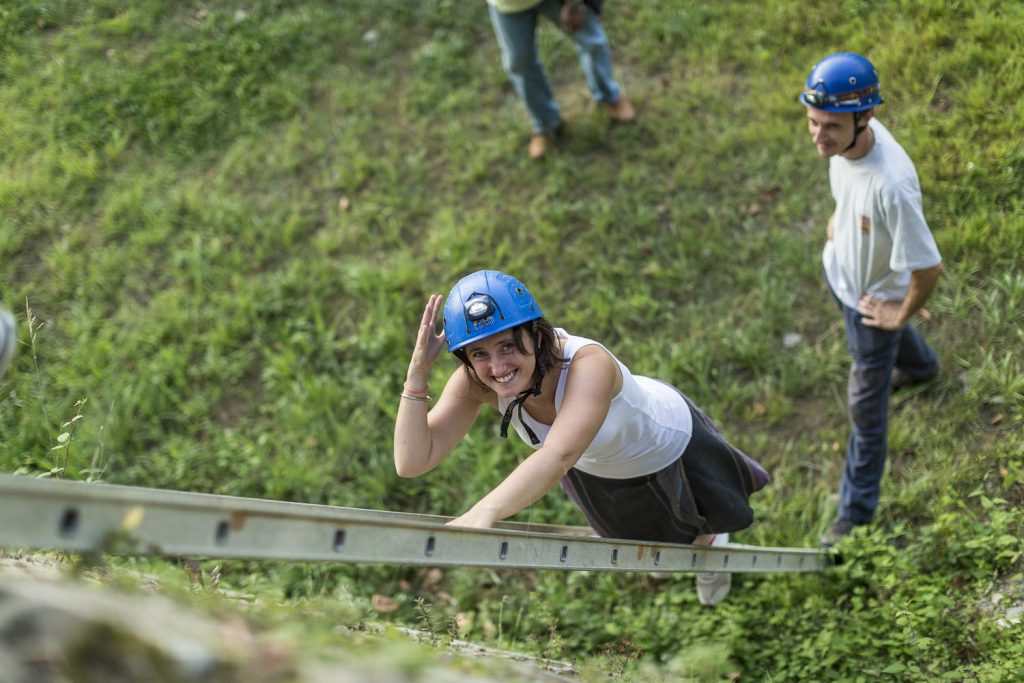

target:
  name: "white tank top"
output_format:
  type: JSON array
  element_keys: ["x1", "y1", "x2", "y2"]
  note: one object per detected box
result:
[{"x1": 497, "y1": 329, "x2": 692, "y2": 479}]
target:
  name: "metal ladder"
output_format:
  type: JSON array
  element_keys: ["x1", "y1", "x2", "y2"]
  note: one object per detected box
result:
[{"x1": 0, "y1": 474, "x2": 830, "y2": 574}]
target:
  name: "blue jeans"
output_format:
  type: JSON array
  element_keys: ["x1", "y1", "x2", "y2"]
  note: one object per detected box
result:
[
  {"x1": 488, "y1": 0, "x2": 621, "y2": 134},
  {"x1": 834, "y1": 291, "x2": 939, "y2": 524}
]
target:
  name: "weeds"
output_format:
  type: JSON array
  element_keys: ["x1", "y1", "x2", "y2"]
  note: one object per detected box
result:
[
  {"x1": 23, "y1": 300, "x2": 49, "y2": 431},
  {"x1": 414, "y1": 597, "x2": 439, "y2": 646},
  {"x1": 963, "y1": 351, "x2": 1024, "y2": 419},
  {"x1": 539, "y1": 616, "x2": 565, "y2": 663},
  {"x1": 598, "y1": 636, "x2": 643, "y2": 677}
]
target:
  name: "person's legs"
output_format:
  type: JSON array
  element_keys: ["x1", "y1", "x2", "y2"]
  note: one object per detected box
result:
[
  {"x1": 535, "y1": 0, "x2": 620, "y2": 104},
  {"x1": 893, "y1": 323, "x2": 940, "y2": 382},
  {"x1": 488, "y1": 3, "x2": 561, "y2": 135},
  {"x1": 836, "y1": 304, "x2": 902, "y2": 527}
]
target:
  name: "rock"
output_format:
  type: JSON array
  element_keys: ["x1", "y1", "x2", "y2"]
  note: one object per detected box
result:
[
  {"x1": 0, "y1": 570, "x2": 293, "y2": 683},
  {"x1": 782, "y1": 333, "x2": 802, "y2": 350},
  {"x1": 0, "y1": 556, "x2": 575, "y2": 683}
]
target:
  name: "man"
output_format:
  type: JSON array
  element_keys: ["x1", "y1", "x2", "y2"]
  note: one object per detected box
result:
[
  {"x1": 801, "y1": 52, "x2": 944, "y2": 546},
  {"x1": 487, "y1": 0, "x2": 635, "y2": 159}
]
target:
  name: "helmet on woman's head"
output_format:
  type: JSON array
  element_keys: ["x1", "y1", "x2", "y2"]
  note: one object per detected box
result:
[
  {"x1": 800, "y1": 52, "x2": 883, "y2": 112},
  {"x1": 443, "y1": 270, "x2": 543, "y2": 353}
]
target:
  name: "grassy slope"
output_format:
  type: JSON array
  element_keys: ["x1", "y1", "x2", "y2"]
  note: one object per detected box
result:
[{"x1": 1, "y1": 0, "x2": 1022, "y2": 679}]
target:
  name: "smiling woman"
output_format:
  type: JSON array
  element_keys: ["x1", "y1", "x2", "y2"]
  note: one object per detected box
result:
[{"x1": 393, "y1": 270, "x2": 771, "y2": 606}]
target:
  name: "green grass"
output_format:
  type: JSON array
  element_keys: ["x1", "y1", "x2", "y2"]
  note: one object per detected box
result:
[{"x1": 1, "y1": 0, "x2": 1023, "y2": 679}]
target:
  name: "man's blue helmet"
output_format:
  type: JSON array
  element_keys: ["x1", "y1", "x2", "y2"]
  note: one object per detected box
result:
[
  {"x1": 800, "y1": 52, "x2": 883, "y2": 112},
  {"x1": 443, "y1": 270, "x2": 543, "y2": 353}
]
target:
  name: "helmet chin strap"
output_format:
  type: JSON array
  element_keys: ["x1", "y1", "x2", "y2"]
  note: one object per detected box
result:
[
  {"x1": 499, "y1": 334, "x2": 545, "y2": 445},
  {"x1": 842, "y1": 112, "x2": 868, "y2": 153}
]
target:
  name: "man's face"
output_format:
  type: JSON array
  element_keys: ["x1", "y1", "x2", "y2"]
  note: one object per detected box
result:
[{"x1": 805, "y1": 108, "x2": 857, "y2": 158}]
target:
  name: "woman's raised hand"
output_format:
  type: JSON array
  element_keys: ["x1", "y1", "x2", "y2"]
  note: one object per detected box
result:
[{"x1": 407, "y1": 294, "x2": 446, "y2": 385}]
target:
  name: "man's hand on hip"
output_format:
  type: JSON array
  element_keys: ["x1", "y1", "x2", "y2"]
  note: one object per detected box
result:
[{"x1": 857, "y1": 295, "x2": 906, "y2": 330}]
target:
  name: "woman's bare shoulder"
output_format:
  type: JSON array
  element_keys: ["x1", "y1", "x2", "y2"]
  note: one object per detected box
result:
[{"x1": 564, "y1": 342, "x2": 622, "y2": 395}]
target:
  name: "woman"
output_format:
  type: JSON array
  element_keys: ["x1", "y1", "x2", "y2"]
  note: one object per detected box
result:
[{"x1": 394, "y1": 270, "x2": 770, "y2": 605}]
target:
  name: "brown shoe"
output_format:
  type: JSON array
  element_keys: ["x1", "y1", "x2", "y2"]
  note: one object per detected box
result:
[
  {"x1": 527, "y1": 124, "x2": 563, "y2": 159},
  {"x1": 528, "y1": 132, "x2": 553, "y2": 159},
  {"x1": 601, "y1": 97, "x2": 636, "y2": 123}
]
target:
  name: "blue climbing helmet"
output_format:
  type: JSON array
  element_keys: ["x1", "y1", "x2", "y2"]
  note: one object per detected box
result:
[
  {"x1": 443, "y1": 270, "x2": 543, "y2": 353},
  {"x1": 800, "y1": 52, "x2": 883, "y2": 112}
]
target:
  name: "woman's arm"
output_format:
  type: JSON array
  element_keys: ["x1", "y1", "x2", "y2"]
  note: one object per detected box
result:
[
  {"x1": 447, "y1": 345, "x2": 621, "y2": 528},
  {"x1": 395, "y1": 368, "x2": 485, "y2": 477},
  {"x1": 393, "y1": 294, "x2": 485, "y2": 477}
]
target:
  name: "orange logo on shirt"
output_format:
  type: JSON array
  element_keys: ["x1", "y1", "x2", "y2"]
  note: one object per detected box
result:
[{"x1": 860, "y1": 214, "x2": 871, "y2": 235}]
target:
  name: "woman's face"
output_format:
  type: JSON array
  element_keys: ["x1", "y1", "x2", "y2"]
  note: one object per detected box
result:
[{"x1": 464, "y1": 329, "x2": 536, "y2": 398}]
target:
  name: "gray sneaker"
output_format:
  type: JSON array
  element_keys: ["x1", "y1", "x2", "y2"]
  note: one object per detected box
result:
[
  {"x1": 695, "y1": 532, "x2": 731, "y2": 606},
  {"x1": 695, "y1": 571, "x2": 731, "y2": 606},
  {"x1": 0, "y1": 309, "x2": 15, "y2": 378},
  {"x1": 820, "y1": 517, "x2": 858, "y2": 548}
]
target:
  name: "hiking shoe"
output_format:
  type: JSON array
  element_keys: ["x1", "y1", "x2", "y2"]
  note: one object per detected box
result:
[
  {"x1": 528, "y1": 133, "x2": 553, "y2": 159},
  {"x1": 891, "y1": 366, "x2": 940, "y2": 392},
  {"x1": 695, "y1": 571, "x2": 731, "y2": 606},
  {"x1": 695, "y1": 532, "x2": 731, "y2": 606},
  {"x1": 820, "y1": 517, "x2": 857, "y2": 548},
  {"x1": 600, "y1": 97, "x2": 636, "y2": 123},
  {"x1": 0, "y1": 308, "x2": 15, "y2": 378},
  {"x1": 527, "y1": 124, "x2": 563, "y2": 160}
]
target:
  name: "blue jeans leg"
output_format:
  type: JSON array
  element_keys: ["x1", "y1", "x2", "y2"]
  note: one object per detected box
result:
[
  {"x1": 894, "y1": 323, "x2": 940, "y2": 380},
  {"x1": 837, "y1": 303, "x2": 901, "y2": 525},
  {"x1": 488, "y1": 2, "x2": 561, "y2": 134},
  {"x1": 534, "y1": 0, "x2": 621, "y2": 103}
]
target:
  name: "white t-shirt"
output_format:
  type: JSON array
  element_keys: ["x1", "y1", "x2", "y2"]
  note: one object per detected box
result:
[
  {"x1": 823, "y1": 119, "x2": 942, "y2": 310},
  {"x1": 497, "y1": 329, "x2": 692, "y2": 479}
]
